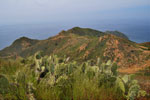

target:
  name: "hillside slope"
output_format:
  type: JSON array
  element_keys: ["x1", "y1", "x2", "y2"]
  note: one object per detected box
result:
[
  {"x1": 0, "y1": 37, "x2": 39, "y2": 58},
  {"x1": 0, "y1": 27, "x2": 150, "y2": 73},
  {"x1": 105, "y1": 30, "x2": 129, "y2": 40}
]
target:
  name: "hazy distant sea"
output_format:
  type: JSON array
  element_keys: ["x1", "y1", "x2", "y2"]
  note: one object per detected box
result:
[{"x1": 0, "y1": 20, "x2": 150, "y2": 50}]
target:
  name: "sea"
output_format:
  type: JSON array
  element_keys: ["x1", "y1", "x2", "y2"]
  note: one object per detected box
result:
[{"x1": 0, "y1": 19, "x2": 150, "y2": 50}]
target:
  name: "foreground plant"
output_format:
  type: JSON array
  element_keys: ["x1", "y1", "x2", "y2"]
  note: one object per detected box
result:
[{"x1": 0, "y1": 53, "x2": 148, "y2": 100}]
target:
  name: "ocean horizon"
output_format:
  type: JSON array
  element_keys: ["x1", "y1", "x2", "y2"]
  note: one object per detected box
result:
[{"x1": 0, "y1": 19, "x2": 149, "y2": 50}]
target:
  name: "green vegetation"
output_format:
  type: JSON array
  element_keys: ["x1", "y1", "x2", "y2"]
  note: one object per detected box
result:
[
  {"x1": 0, "y1": 27, "x2": 149, "y2": 73},
  {"x1": 0, "y1": 53, "x2": 148, "y2": 100},
  {"x1": 0, "y1": 27, "x2": 129, "y2": 59},
  {"x1": 0, "y1": 27, "x2": 150, "y2": 100},
  {"x1": 66, "y1": 27, "x2": 105, "y2": 37}
]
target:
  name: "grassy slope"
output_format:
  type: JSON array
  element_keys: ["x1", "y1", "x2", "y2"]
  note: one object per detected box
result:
[{"x1": 0, "y1": 27, "x2": 150, "y2": 73}]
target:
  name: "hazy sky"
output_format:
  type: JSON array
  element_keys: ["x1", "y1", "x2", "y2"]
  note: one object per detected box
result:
[
  {"x1": 0, "y1": 0, "x2": 150, "y2": 25},
  {"x1": 0, "y1": 0, "x2": 150, "y2": 49}
]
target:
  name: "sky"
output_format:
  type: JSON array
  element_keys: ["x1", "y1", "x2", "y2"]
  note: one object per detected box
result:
[
  {"x1": 0, "y1": 0, "x2": 150, "y2": 25},
  {"x1": 0, "y1": 0, "x2": 150, "y2": 50}
]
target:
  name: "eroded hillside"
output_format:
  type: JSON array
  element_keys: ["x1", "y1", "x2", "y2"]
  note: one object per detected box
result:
[{"x1": 0, "y1": 27, "x2": 150, "y2": 73}]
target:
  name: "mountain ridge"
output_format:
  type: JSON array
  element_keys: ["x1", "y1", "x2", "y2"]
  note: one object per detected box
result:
[{"x1": 0, "y1": 27, "x2": 150, "y2": 73}]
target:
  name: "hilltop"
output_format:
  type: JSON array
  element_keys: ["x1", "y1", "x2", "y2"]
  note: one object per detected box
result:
[
  {"x1": 0, "y1": 27, "x2": 150, "y2": 73},
  {"x1": 0, "y1": 37, "x2": 39, "y2": 58}
]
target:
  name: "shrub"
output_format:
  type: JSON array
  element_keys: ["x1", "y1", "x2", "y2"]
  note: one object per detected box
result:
[{"x1": 0, "y1": 54, "x2": 147, "y2": 100}]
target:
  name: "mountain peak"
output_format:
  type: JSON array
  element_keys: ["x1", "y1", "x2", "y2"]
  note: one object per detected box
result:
[
  {"x1": 0, "y1": 36, "x2": 39, "y2": 58},
  {"x1": 13, "y1": 36, "x2": 32, "y2": 44},
  {"x1": 59, "y1": 27, "x2": 129, "y2": 40},
  {"x1": 61, "y1": 27, "x2": 105, "y2": 37}
]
